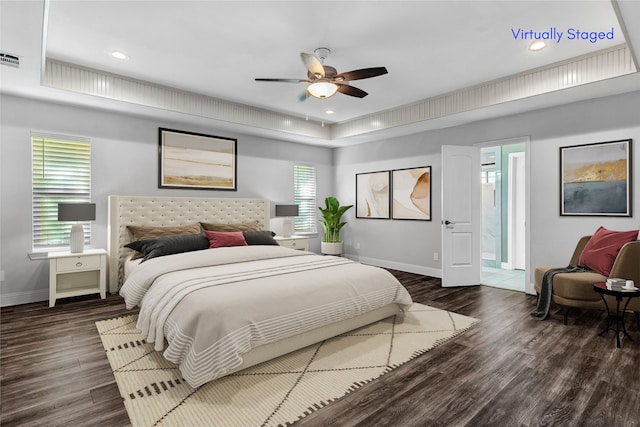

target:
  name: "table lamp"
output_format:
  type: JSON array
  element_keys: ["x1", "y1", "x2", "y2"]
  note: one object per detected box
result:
[
  {"x1": 275, "y1": 204, "x2": 299, "y2": 237},
  {"x1": 57, "y1": 203, "x2": 96, "y2": 253}
]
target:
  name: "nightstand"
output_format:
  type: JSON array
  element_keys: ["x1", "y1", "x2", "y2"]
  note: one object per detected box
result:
[
  {"x1": 274, "y1": 235, "x2": 309, "y2": 251},
  {"x1": 48, "y1": 249, "x2": 107, "y2": 307}
]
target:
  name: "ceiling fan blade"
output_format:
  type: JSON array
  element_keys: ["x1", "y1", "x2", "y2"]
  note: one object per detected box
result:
[
  {"x1": 336, "y1": 84, "x2": 368, "y2": 98},
  {"x1": 333, "y1": 67, "x2": 388, "y2": 82},
  {"x1": 255, "y1": 78, "x2": 308, "y2": 83},
  {"x1": 300, "y1": 52, "x2": 325, "y2": 79},
  {"x1": 298, "y1": 91, "x2": 309, "y2": 102}
]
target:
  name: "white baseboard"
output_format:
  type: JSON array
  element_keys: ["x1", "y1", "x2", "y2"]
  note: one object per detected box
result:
[
  {"x1": 1, "y1": 289, "x2": 49, "y2": 307},
  {"x1": 345, "y1": 255, "x2": 442, "y2": 278}
]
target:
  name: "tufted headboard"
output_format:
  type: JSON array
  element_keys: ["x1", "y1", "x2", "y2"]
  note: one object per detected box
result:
[{"x1": 107, "y1": 195, "x2": 270, "y2": 292}]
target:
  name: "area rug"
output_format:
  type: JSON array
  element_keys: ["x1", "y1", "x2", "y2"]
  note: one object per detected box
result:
[{"x1": 96, "y1": 303, "x2": 478, "y2": 427}]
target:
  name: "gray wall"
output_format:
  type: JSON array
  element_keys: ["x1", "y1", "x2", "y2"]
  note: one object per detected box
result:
[
  {"x1": 1, "y1": 90, "x2": 639, "y2": 304},
  {"x1": 0, "y1": 94, "x2": 333, "y2": 305},
  {"x1": 335, "y1": 135, "x2": 444, "y2": 277},
  {"x1": 334, "y1": 90, "x2": 640, "y2": 293}
]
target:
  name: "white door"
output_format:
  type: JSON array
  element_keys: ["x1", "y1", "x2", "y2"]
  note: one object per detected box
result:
[{"x1": 441, "y1": 145, "x2": 481, "y2": 287}]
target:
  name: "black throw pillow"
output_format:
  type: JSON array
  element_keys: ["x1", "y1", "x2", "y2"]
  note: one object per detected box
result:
[
  {"x1": 242, "y1": 230, "x2": 279, "y2": 246},
  {"x1": 125, "y1": 233, "x2": 210, "y2": 262}
]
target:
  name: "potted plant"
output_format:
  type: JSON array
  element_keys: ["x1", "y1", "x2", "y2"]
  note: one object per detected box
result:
[{"x1": 318, "y1": 196, "x2": 353, "y2": 255}]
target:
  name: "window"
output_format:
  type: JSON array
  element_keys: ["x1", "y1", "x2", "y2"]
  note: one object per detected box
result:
[
  {"x1": 293, "y1": 163, "x2": 317, "y2": 234},
  {"x1": 31, "y1": 135, "x2": 92, "y2": 250}
]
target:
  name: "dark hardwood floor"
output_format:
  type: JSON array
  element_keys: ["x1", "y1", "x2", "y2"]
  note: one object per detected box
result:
[{"x1": 2, "y1": 271, "x2": 639, "y2": 427}]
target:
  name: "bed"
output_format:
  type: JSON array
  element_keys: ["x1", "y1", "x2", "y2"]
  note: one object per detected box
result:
[{"x1": 108, "y1": 195, "x2": 413, "y2": 388}]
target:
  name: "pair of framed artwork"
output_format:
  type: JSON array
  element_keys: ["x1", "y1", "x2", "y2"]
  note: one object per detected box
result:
[{"x1": 356, "y1": 166, "x2": 431, "y2": 221}]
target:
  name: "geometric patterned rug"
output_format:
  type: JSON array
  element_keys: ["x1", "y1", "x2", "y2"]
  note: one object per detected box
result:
[{"x1": 96, "y1": 303, "x2": 478, "y2": 427}]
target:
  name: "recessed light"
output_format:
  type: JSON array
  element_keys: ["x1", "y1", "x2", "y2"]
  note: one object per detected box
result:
[
  {"x1": 528, "y1": 40, "x2": 546, "y2": 51},
  {"x1": 111, "y1": 50, "x2": 129, "y2": 60},
  {"x1": 325, "y1": 109, "x2": 335, "y2": 115}
]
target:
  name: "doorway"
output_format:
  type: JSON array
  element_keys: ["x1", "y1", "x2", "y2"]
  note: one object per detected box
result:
[{"x1": 480, "y1": 143, "x2": 526, "y2": 292}]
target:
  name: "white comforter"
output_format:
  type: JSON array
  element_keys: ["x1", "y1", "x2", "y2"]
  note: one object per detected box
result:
[{"x1": 120, "y1": 246, "x2": 413, "y2": 387}]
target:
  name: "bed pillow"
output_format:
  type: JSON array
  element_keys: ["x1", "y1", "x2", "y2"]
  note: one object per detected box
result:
[
  {"x1": 204, "y1": 230, "x2": 248, "y2": 249},
  {"x1": 127, "y1": 223, "x2": 203, "y2": 259},
  {"x1": 125, "y1": 233, "x2": 210, "y2": 262},
  {"x1": 242, "y1": 230, "x2": 278, "y2": 246},
  {"x1": 578, "y1": 226, "x2": 638, "y2": 276},
  {"x1": 127, "y1": 223, "x2": 202, "y2": 240},
  {"x1": 200, "y1": 220, "x2": 261, "y2": 232}
]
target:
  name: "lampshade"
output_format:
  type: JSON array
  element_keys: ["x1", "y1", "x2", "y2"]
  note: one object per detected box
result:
[
  {"x1": 307, "y1": 82, "x2": 338, "y2": 99},
  {"x1": 275, "y1": 204, "x2": 298, "y2": 238},
  {"x1": 275, "y1": 204, "x2": 299, "y2": 217},
  {"x1": 58, "y1": 203, "x2": 96, "y2": 221},
  {"x1": 58, "y1": 203, "x2": 96, "y2": 253}
]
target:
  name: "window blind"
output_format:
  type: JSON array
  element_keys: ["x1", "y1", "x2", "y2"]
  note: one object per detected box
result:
[
  {"x1": 293, "y1": 163, "x2": 317, "y2": 234},
  {"x1": 31, "y1": 136, "x2": 92, "y2": 249}
]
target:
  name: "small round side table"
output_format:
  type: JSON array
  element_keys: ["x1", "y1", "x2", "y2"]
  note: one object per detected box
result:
[{"x1": 593, "y1": 282, "x2": 640, "y2": 348}]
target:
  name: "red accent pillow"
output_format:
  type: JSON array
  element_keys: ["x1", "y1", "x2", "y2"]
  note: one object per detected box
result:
[
  {"x1": 578, "y1": 226, "x2": 638, "y2": 276},
  {"x1": 204, "y1": 230, "x2": 248, "y2": 249}
]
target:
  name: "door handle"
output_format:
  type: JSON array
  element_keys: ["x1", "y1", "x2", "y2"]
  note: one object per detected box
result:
[{"x1": 443, "y1": 220, "x2": 456, "y2": 229}]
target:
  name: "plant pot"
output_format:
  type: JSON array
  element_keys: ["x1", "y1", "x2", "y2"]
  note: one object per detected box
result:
[{"x1": 321, "y1": 241, "x2": 343, "y2": 255}]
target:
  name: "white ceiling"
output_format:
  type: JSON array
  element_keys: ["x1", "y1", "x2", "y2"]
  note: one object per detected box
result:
[{"x1": 2, "y1": 1, "x2": 640, "y2": 146}]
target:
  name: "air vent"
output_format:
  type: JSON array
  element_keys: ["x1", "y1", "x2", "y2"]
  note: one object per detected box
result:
[{"x1": 0, "y1": 52, "x2": 20, "y2": 68}]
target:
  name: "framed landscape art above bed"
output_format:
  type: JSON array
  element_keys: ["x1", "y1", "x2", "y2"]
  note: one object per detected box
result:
[{"x1": 158, "y1": 128, "x2": 237, "y2": 190}]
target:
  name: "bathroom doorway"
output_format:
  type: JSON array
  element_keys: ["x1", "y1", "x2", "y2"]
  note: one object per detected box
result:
[{"x1": 481, "y1": 143, "x2": 526, "y2": 291}]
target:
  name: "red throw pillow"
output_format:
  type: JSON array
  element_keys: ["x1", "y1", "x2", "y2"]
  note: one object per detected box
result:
[
  {"x1": 578, "y1": 226, "x2": 638, "y2": 276},
  {"x1": 204, "y1": 230, "x2": 248, "y2": 249}
]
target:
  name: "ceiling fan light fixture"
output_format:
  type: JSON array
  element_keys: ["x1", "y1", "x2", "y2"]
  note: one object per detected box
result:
[
  {"x1": 256, "y1": 49, "x2": 386, "y2": 100},
  {"x1": 307, "y1": 82, "x2": 338, "y2": 99}
]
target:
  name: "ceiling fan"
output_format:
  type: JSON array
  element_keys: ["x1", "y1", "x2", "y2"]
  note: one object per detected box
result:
[{"x1": 255, "y1": 47, "x2": 388, "y2": 100}]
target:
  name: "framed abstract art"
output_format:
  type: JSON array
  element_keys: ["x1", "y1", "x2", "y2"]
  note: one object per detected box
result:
[
  {"x1": 391, "y1": 166, "x2": 432, "y2": 220},
  {"x1": 356, "y1": 171, "x2": 390, "y2": 219},
  {"x1": 560, "y1": 139, "x2": 632, "y2": 216}
]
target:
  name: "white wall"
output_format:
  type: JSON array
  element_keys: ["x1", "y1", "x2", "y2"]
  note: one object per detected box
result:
[
  {"x1": 334, "y1": 90, "x2": 640, "y2": 293},
  {"x1": 0, "y1": 95, "x2": 333, "y2": 305}
]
